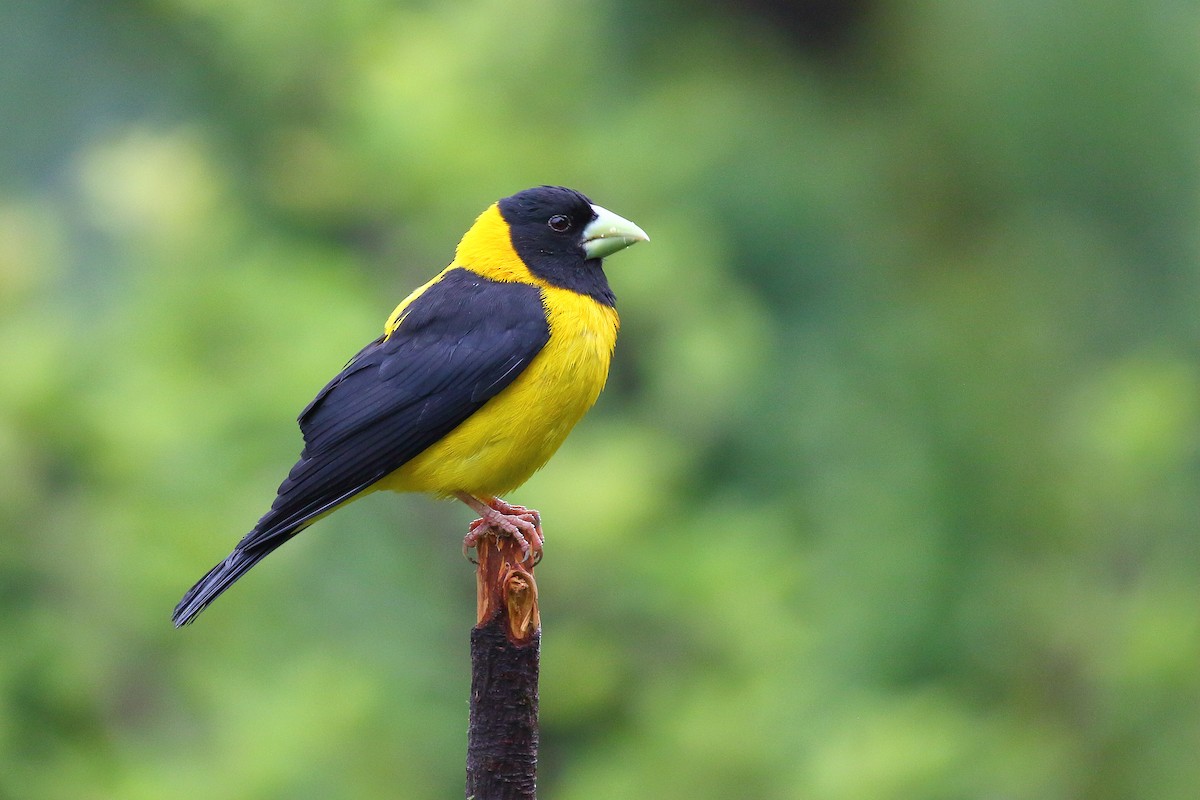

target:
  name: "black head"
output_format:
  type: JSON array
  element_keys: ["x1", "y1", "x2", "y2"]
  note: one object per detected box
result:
[{"x1": 498, "y1": 186, "x2": 614, "y2": 306}]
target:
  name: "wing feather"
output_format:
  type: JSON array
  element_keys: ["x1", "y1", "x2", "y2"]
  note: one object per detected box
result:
[
  {"x1": 172, "y1": 268, "x2": 549, "y2": 625},
  {"x1": 255, "y1": 267, "x2": 550, "y2": 547}
]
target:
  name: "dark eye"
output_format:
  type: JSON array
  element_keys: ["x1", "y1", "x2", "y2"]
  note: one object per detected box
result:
[{"x1": 547, "y1": 214, "x2": 571, "y2": 232}]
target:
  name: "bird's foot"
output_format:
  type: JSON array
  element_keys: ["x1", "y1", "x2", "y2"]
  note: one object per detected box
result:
[
  {"x1": 458, "y1": 495, "x2": 543, "y2": 564},
  {"x1": 487, "y1": 498, "x2": 543, "y2": 547}
]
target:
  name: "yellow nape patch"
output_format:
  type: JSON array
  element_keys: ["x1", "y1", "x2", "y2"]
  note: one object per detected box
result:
[
  {"x1": 384, "y1": 204, "x2": 549, "y2": 337},
  {"x1": 452, "y1": 204, "x2": 539, "y2": 286}
]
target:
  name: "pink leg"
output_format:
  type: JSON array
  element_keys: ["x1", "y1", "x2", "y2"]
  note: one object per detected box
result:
[{"x1": 457, "y1": 493, "x2": 544, "y2": 563}]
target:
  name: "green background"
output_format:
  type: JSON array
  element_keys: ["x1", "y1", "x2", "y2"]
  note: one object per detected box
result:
[{"x1": 2, "y1": 1, "x2": 1197, "y2": 797}]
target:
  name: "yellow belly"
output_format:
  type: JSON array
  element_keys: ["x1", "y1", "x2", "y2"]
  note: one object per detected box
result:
[{"x1": 377, "y1": 285, "x2": 619, "y2": 498}]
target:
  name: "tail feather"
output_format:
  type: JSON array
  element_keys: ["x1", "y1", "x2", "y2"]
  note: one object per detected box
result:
[
  {"x1": 172, "y1": 541, "x2": 283, "y2": 627},
  {"x1": 173, "y1": 448, "x2": 368, "y2": 627}
]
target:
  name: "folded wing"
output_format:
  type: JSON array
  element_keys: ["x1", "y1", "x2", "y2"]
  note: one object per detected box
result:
[{"x1": 172, "y1": 268, "x2": 550, "y2": 624}]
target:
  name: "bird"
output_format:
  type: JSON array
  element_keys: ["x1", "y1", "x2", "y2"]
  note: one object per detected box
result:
[{"x1": 171, "y1": 186, "x2": 648, "y2": 626}]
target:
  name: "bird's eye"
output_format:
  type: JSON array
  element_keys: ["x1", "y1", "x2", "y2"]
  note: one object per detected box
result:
[{"x1": 547, "y1": 215, "x2": 571, "y2": 232}]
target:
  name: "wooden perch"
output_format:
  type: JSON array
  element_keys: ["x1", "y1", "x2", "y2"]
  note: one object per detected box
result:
[{"x1": 466, "y1": 533, "x2": 540, "y2": 800}]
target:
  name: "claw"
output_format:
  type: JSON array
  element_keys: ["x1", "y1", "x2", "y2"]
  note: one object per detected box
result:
[
  {"x1": 486, "y1": 499, "x2": 543, "y2": 555},
  {"x1": 456, "y1": 494, "x2": 545, "y2": 563},
  {"x1": 462, "y1": 525, "x2": 482, "y2": 564}
]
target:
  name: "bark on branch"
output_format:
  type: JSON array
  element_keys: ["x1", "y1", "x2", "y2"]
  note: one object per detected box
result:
[{"x1": 466, "y1": 534, "x2": 540, "y2": 800}]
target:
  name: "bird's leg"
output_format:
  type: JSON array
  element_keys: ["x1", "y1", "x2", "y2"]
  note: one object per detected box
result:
[{"x1": 457, "y1": 493, "x2": 544, "y2": 563}]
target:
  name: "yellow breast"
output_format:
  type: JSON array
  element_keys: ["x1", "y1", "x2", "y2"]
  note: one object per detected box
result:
[{"x1": 380, "y1": 284, "x2": 619, "y2": 498}]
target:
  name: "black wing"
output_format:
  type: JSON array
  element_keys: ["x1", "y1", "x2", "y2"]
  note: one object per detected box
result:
[{"x1": 173, "y1": 268, "x2": 549, "y2": 624}]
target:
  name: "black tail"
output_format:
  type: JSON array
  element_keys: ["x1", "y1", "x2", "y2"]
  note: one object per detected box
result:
[
  {"x1": 173, "y1": 442, "x2": 371, "y2": 626},
  {"x1": 172, "y1": 541, "x2": 284, "y2": 627}
]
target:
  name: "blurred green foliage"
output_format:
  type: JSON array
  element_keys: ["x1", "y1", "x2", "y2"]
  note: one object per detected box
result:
[{"x1": 2, "y1": 0, "x2": 1198, "y2": 797}]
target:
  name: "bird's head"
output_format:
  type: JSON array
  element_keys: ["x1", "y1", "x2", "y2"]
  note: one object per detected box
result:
[{"x1": 455, "y1": 186, "x2": 649, "y2": 305}]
